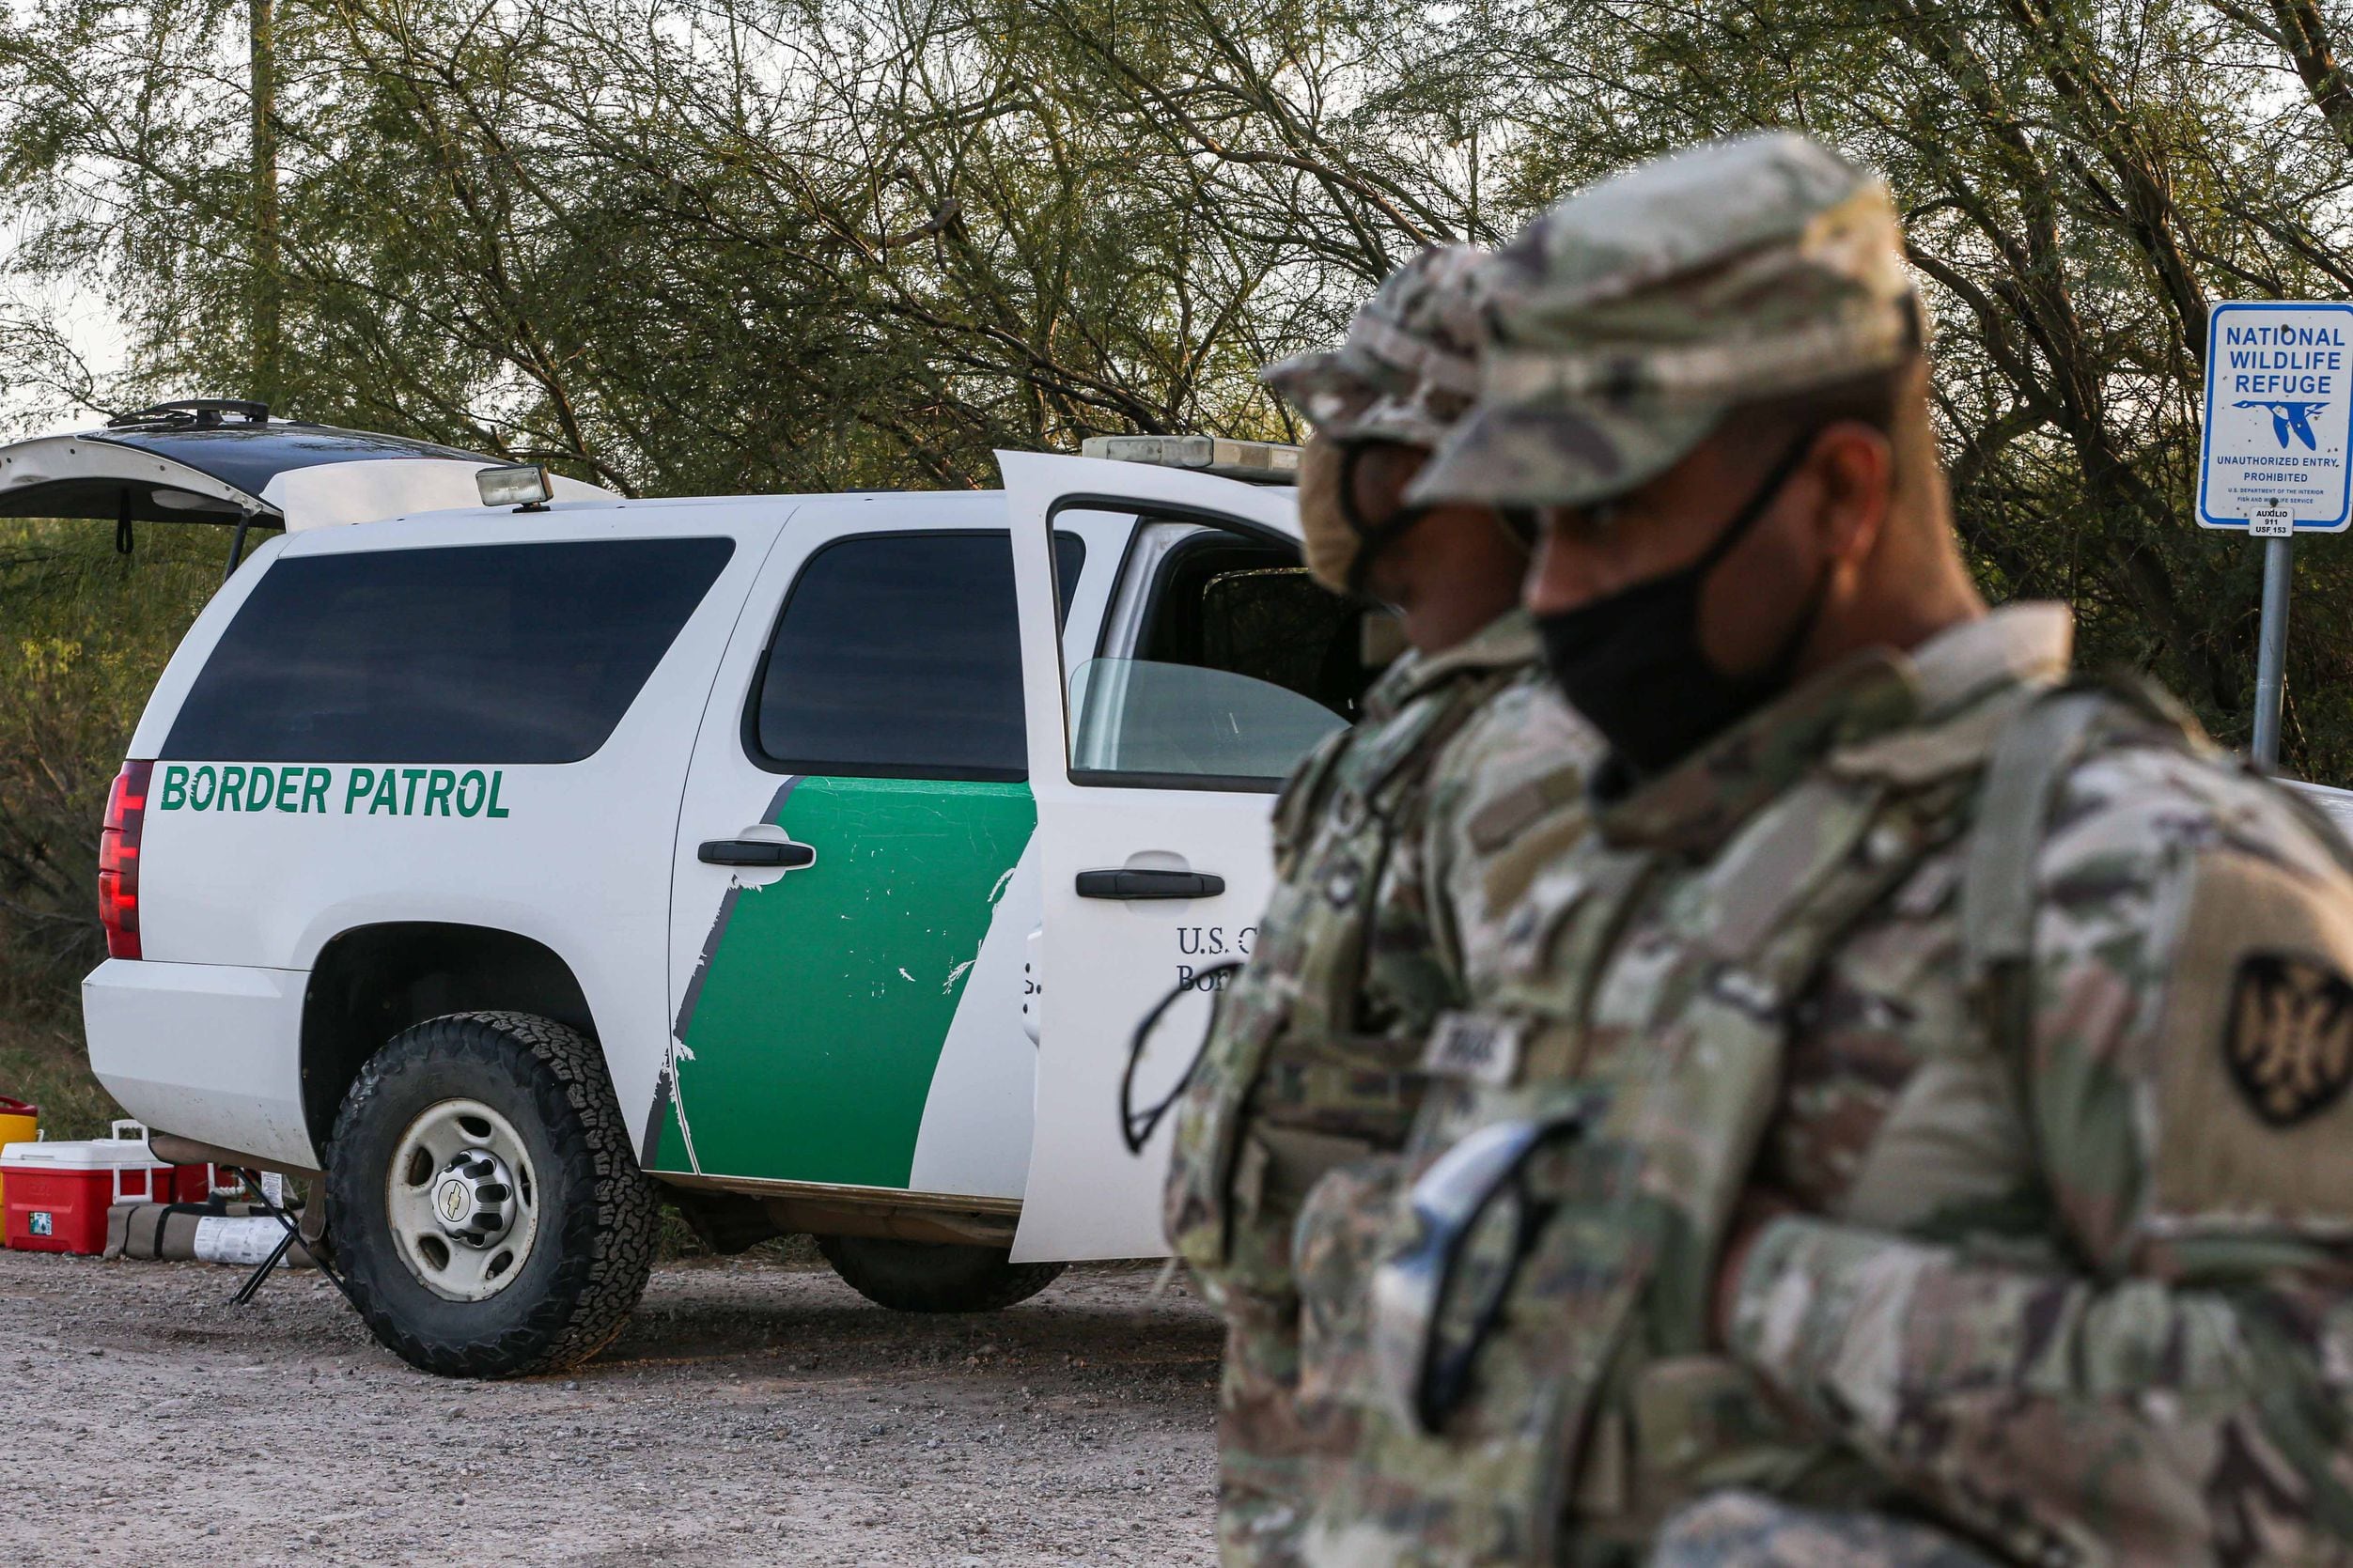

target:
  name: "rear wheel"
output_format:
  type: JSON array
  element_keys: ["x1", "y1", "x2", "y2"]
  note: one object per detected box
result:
[
  {"x1": 326, "y1": 1011, "x2": 657, "y2": 1377},
  {"x1": 818, "y1": 1234, "x2": 1065, "y2": 1313}
]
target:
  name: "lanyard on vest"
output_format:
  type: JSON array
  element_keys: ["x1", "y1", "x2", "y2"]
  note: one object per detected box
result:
[{"x1": 1121, "y1": 958, "x2": 1246, "y2": 1155}]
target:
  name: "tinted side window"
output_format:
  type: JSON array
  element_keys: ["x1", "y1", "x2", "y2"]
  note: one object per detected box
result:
[
  {"x1": 749, "y1": 532, "x2": 1083, "y2": 781},
  {"x1": 166, "y1": 537, "x2": 736, "y2": 764}
]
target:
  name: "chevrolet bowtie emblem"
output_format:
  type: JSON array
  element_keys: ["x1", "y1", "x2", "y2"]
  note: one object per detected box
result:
[{"x1": 2226, "y1": 952, "x2": 2353, "y2": 1126}]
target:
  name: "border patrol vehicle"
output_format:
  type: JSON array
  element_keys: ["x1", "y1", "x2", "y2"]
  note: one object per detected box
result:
[{"x1": 65, "y1": 420, "x2": 1372, "y2": 1377}]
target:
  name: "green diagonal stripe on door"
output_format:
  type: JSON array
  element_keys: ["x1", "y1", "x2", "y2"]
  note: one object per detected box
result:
[{"x1": 656, "y1": 775, "x2": 1034, "y2": 1189}]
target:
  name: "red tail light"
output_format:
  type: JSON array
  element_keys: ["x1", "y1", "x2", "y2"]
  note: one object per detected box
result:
[{"x1": 99, "y1": 760, "x2": 153, "y2": 960}]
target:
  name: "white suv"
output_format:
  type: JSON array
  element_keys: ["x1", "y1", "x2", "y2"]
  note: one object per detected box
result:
[{"x1": 81, "y1": 446, "x2": 1374, "y2": 1376}]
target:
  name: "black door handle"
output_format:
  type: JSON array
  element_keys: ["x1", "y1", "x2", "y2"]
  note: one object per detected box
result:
[
  {"x1": 699, "y1": 839, "x2": 816, "y2": 869},
  {"x1": 1076, "y1": 869, "x2": 1224, "y2": 900}
]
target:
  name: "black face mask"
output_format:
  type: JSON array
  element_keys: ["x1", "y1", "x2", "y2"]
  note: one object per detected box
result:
[{"x1": 1536, "y1": 435, "x2": 1827, "y2": 780}]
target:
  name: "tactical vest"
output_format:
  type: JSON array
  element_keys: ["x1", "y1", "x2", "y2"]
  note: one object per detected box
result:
[
  {"x1": 1294, "y1": 663, "x2": 2234, "y2": 1568},
  {"x1": 1165, "y1": 646, "x2": 1534, "y2": 1300}
]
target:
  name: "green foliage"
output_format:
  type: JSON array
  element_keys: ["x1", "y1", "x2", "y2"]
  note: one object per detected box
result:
[
  {"x1": 2, "y1": 0, "x2": 2353, "y2": 1032},
  {"x1": 0, "y1": 1014, "x2": 119, "y2": 1140},
  {"x1": 0, "y1": 519, "x2": 220, "y2": 1016}
]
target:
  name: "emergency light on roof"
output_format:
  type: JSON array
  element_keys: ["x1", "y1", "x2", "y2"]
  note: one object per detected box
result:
[
  {"x1": 1082, "y1": 434, "x2": 1301, "y2": 485},
  {"x1": 476, "y1": 463, "x2": 553, "y2": 511}
]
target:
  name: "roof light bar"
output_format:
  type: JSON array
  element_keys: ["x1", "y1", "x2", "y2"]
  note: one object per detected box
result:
[{"x1": 1082, "y1": 434, "x2": 1301, "y2": 486}]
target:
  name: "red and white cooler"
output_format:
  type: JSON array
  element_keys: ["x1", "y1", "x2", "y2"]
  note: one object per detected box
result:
[{"x1": 3, "y1": 1121, "x2": 174, "y2": 1254}]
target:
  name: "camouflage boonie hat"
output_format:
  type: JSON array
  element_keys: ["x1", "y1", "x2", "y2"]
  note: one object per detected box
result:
[
  {"x1": 1410, "y1": 132, "x2": 1924, "y2": 508},
  {"x1": 1262, "y1": 243, "x2": 1489, "y2": 448}
]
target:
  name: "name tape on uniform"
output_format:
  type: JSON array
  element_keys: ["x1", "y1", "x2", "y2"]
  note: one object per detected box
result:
[{"x1": 1421, "y1": 1012, "x2": 1524, "y2": 1086}]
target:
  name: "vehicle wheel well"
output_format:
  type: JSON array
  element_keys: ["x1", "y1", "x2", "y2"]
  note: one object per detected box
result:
[{"x1": 302, "y1": 924, "x2": 597, "y2": 1157}]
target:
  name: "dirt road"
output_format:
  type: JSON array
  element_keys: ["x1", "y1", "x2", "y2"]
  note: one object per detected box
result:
[{"x1": 0, "y1": 1247, "x2": 1223, "y2": 1566}]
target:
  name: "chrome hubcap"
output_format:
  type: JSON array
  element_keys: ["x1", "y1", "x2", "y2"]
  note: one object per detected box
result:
[{"x1": 430, "y1": 1147, "x2": 518, "y2": 1248}]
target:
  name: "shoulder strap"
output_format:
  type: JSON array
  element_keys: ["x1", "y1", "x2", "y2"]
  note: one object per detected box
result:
[
  {"x1": 1958, "y1": 675, "x2": 2205, "y2": 1064},
  {"x1": 1272, "y1": 724, "x2": 1353, "y2": 864},
  {"x1": 1957, "y1": 688, "x2": 2116, "y2": 979}
]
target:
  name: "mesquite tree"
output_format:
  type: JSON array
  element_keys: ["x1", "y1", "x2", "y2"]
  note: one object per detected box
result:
[{"x1": 0, "y1": 0, "x2": 2348, "y2": 893}]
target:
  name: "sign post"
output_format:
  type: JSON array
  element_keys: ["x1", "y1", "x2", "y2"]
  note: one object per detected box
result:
[
  {"x1": 2253, "y1": 530, "x2": 2294, "y2": 765},
  {"x1": 2198, "y1": 301, "x2": 2353, "y2": 770}
]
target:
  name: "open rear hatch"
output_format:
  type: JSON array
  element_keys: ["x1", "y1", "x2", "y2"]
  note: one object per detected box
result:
[{"x1": 0, "y1": 398, "x2": 611, "y2": 569}]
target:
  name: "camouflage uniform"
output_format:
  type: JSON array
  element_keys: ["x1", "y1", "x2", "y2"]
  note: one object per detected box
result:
[
  {"x1": 1299, "y1": 132, "x2": 2353, "y2": 1568},
  {"x1": 1165, "y1": 245, "x2": 1597, "y2": 1565},
  {"x1": 1716, "y1": 657, "x2": 2353, "y2": 1567}
]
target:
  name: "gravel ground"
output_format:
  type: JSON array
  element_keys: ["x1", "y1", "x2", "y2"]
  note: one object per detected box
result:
[{"x1": 0, "y1": 1247, "x2": 1223, "y2": 1566}]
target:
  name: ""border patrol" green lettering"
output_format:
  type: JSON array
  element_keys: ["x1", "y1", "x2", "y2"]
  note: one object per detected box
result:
[{"x1": 154, "y1": 764, "x2": 517, "y2": 820}]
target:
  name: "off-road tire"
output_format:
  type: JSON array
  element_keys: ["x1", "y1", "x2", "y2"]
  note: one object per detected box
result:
[
  {"x1": 327, "y1": 1011, "x2": 657, "y2": 1377},
  {"x1": 818, "y1": 1234, "x2": 1064, "y2": 1313}
]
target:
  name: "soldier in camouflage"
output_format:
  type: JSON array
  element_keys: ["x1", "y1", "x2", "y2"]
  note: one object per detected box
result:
[
  {"x1": 1294, "y1": 131, "x2": 2353, "y2": 1567},
  {"x1": 1161, "y1": 242, "x2": 1598, "y2": 1566}
]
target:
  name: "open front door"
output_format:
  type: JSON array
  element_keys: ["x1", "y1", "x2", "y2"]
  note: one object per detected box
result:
[{"x1": 1003, "y1": 451, "x2": 1367, "y2": 1261}]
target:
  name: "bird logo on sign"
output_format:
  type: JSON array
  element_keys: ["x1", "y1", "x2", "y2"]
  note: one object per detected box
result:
[{"x1": 2236, "y1": 399, "x2": 2328, "y2": 451}]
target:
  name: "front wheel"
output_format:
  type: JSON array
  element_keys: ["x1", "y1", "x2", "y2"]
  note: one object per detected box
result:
[
  {"x1": 818, "y1": 1234, "x2": 1065, "y2": 1313},
  {"x1": 326, "y1": 1011, "x2": 657, "y2": 1378}
]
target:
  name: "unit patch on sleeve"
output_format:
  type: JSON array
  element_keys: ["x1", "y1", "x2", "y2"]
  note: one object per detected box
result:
[
  {"x1": 2151, "y1": 847, "x2": 2353, "y2": 1229},
  {"x1": 2225, "y1": 952, "x2": 2353, "y2": 1126}
]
